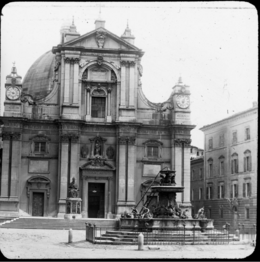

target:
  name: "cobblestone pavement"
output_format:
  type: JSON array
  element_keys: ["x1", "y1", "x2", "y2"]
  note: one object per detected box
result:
[{"x1": 0, "y1": 228, "x2": 255, "y2": 259}]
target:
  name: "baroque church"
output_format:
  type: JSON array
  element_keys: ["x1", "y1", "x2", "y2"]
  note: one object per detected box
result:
[{"x1": 0, "y1": 16, "x2": 194, "y2": 219}]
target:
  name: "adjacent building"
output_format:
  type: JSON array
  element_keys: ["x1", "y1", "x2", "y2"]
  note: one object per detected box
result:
[
  {"x1": 0, "y1": 17, "x2": 195, "y2": 218},
  {"x1": 198, "y1": 103, "x2": 258, "y2": 229}
]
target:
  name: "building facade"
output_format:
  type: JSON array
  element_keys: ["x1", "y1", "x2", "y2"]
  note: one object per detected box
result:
[
  {"x1": 199, "y1": 103, "x2": 258, "y2": 229},
  {"x1": 0, "y1": 18, "x2": 195, "y2": 218}
]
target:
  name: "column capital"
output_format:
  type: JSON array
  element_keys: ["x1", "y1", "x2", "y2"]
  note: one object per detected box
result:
[
  {"x1": 174, "y1": 138, "x2": 191, "y2": 147},
  {"x1": 1, "y1": 132, "x2": 21, "y2": 141},
  {"x1": 118, "y1": 136, "x2": 136, "y2": 145}
]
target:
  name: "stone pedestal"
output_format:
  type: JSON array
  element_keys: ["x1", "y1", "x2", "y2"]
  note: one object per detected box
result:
[{"x1": 64, "y1": 198, "x2": 82, "y2": 219}]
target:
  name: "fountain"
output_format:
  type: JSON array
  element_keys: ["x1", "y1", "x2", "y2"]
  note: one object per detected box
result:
[{"x1": 119, "y1": 168, "x2": 214, "y2": 231}]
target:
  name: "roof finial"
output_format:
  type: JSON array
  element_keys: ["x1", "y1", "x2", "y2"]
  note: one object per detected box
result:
[
  {"x1": 127, "y1": 19, "x2": 129, "y2": 29},
  {"x1": 72, "y1": 16, "x2": 74, "y2": 26},
  {"x1": 178, "y1": 75, "x2": 182, "y2": 84}
]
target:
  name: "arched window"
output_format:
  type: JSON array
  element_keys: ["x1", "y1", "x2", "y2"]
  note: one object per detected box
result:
[
  {"x1": 218, "y1": 155, "x2": 225, "y2": 176},
  {"x1": 231, "y1": 153, "x2": 239, "y2": 174},
  {"x1": 244, "y1": 150, "x2": 252, "y2": 172}
]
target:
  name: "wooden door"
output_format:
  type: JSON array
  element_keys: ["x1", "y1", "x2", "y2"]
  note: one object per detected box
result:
[
  {"x1": 32, "y1": 192, "x2": 44, "y2": 216},
  {"x1": 88, "y1": 183, "x2": 105, "y2": 218}
]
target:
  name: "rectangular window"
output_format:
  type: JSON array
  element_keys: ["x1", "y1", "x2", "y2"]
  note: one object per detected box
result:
[
  {"x1": 245, "y1": 208, "x2": 250, "y2": 219},
  {"x1": 243, "y1": 182, "x2": 251, "y2": 197},
  {"x1": 147, "y1": 146, "x2": 159, "y2": 157},
  {"x1": 232, "y1": 131, "x2": 237, "y2": 144},
  {"x1": 209, "y1": 138, "x2": 213, "y2": 150},
  {"x1": 244, "y1": 156, "x2": 251, "y2": 172},
  {"x1": 199, "y1": 188, "x2": 203, "y2": 200},
  {"x1": 209, "y1": 163, "x2": 213, "y2": 177},
  {"x1": 34, "y1": 142, "x2": 46, "y2": 153},
  {"x1": 220, "y1": 160, "x2": 224, "y2": 176},
  {"x1": 220, "y1": 208, "x2": 224, "y2": 218},
  {"x1": 207, "y1": 185, "x2": 213, "y2": 199},
  {"x1": 245, "y1": 128, "x2": 250, "y2": 140},
  {"x1": 231, "y1": 183, "x2": 238, "y2": 198},
  {"x1": 191, "y1": 189, "x2": 194, "y2": 201},
  {"x1": 208, "y1": 208, "x2": 212, "y2": 218},
  {"x1": 219, "y1": 134, "x2": 224, "y2": 147},
  {"x1": 91, "y1": 97, "x2": 106, "y2": 118},
  {"x1": 192, "y1": 169, "x2": 195, "y2": 181},
  {"x1": 199, "y1": 168, "x2": 203, "y2": 179},
  {"x1": 218, "y1": 184, "x2": 225, "y2": 199}
]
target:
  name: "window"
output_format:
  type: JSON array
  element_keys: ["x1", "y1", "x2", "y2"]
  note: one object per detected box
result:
[
  {"x1": 218, "y1": 183, "x2": 225, "y2": 199},
  {"x1": 199, "y1": 168, "x2": 203, "y2": 179},
  {"x1": 244, "y1": 150, "x2": 252, "y2": 172},
  {"x1": 191, "y1": 169, "x2": 195, "y2": 181},
  {"x1": 230, "y1": 183, "x2": 238, "y2": 198},
  {"x1": 34, "y1": 142, "x2": 46, "y2": 153},
  {"x1": 219, "y1": 156, "x2": 225, "y2": 176},
  {"x1": 199, "y1": 188, "x2": 203, "y2": 200},
  {"x1": 208, "y1": 138, "x2": 213, "y2": 150},
  {"x1": 143, "y1": 140, "x2": 163, "y2": 159},
  {"x1": 147, "y1": 146, "x2": 159, "y2": 158},
  {"x1": 191, "y1": 189, "x2": 194, "y2": 201},
  {"x1": 91, "y1": 97, "x2": 106, "y2": 118},
  {"x1": 206, "y1": 184, "x2": 213, "y2": 199},
  {"x1": 232, "y1": 131, "x2": 237, "y2": 144},
  {"x1": 245, "y1": 208, "x2": 250, "y2": 219},
  {"x1": 219, "y1": 134, "x2": 225, "y2": 147},
  {"x1": 219, "y1": 208, "x2": 224, "y2": 218},
  {"x1": 231, "y1": 153, "x2": 239, "y2": 174},
  {"x1": 243, "y1": 182, "x2": 251, "y2": 198},
  {"x1": 207, "y1": 208, "x2": 212, "y2": 218},
  {"x1": 245, "y1": 127, "x2": 250, "y2": 140}
]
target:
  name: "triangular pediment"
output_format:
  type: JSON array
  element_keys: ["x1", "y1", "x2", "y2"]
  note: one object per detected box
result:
[{"x1": 62, "y1": 27, "x2": 141, "y2": 51}]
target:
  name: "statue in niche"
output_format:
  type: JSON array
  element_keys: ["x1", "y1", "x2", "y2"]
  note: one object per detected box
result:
[
  {"x1": 94, "y1": 140, "x2": 102, "y2": 156},
  {"x1": 81, "y1": 144, "x2": 88, "y2": 158},
  {"x1": 68, "y1": 177, "x2": 79, "y2": 198}
]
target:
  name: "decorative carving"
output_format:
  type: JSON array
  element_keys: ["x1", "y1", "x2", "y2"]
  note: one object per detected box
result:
[
  {"x1": 1, "y1": 132, "x2": 21, "y2": 141},
  {"x1": 64, "y1": 57, "x2": 79, "y2": 64},
  {"x1": 120, "y1": 60, "x2": 135, "y2": 67},
  {"x1": 81, "y1": 144, "x2": 89, "y2": 158},
  {"x1": 109, "y1": 61, "x2": 120, "y2": 69},
  {"x1": 68, "y1": 177, "x2": 79, "y2": 198},
  {"x1": 94, "y1": 140, "x2": 102, "y2": 156},
  {"x1": 106, "y1": 146, "x2": 115, "y2": 159},
  {"x1": 79, "y1": 59, "x2": 93, "y2": 68},
  {"x1": 64, "y1": 57, "x2": 71, "y2": 64},
  {"x1": 89, "y1": 135, "x2": 107, "y2": 157},
  {"x1": 82, "y1": 69, "x2": 88, "y2": 79},
  {"x1": 82, "y1": 155, "x2": 115, "y2": 170},
  {"x1": 60, "y1": 133, "x2": 79, "y2": 143},
  {"x1": 96, "y1": 30, "x2": 107, "y2": 48},
  {"x1": 111, "y1": 70, "x2": 117, "y2": 81},
  {"x1": 26, "y1": 175, "x2": 51, "y2": 199},
  {"x1": 97, "y1": 55, "x2": 103, "y2": 66},
  {"x1": 157, "y1": 102, "x2": 173, "y2": 112},
  {"x1": 20, "y1": 92, "x2": 36, "y2": 105},
  {"x1": 174, "y1": 138, "x2": 191, "y2": 147},
  {"x1": 92, "y1": 88, "x2": 106, "y2": 96},
  {"x1": 118, "y1": 136, "x2": 135, "y2": 145}
]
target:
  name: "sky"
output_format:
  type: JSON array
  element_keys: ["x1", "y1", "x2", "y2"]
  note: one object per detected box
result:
[{"x1": 1, "y1": 2, "x2": 258, "y2": 149}]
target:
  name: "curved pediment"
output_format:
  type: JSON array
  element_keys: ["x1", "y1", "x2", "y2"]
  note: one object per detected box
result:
[{"x1": 27, "y1": 175, "x2": 51, "y2": 184}]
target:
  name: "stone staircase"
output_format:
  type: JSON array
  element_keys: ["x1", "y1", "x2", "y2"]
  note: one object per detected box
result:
[
  {"x1": 93, "y1": 230, "x2": 238, "y2": 245},
  {"x1": 0, "y1": 217, "x2": 119, "y2": 230}
]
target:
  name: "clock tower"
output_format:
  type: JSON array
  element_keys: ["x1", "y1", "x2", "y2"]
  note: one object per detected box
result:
[
  {"x1": 4, "y1": 63, "x2": 22, "y2": 117},
  {"x1": 172, "y1": 77, "x2": 191, "y2": 125}
]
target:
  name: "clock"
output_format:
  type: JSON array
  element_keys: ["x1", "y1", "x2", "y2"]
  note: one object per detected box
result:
[
  {"x1": 176, "y1": 95, "x2": 190, "y2": 109},
  {"x1": 6, "y1": 86, "x2": 20, "y2": 100}
]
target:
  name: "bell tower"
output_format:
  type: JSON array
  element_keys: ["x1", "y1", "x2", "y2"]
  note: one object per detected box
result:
[
  {"x1": 4, "y1": 63, "x2": 22, "y2": 117},
  {"x1": 172, "y1": 77, "x2": 191, "y2": 125}
]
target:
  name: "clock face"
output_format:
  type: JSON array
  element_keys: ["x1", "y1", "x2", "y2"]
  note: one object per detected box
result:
[
  {"x1": 6, "y1": 86, "x2": 20, "y2": 100},
  {"x1": 176, "y1": 95, "x2": 190, "y2": 109}
]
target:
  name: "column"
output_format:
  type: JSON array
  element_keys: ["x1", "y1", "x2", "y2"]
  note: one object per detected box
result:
[
  {"x1": 60, "y1": 54, "x2": 65, "y2": 104},
  {"x1": 58, "y1": 135, "x2": 69, "y2": 216},
  {"x1": 120, "y1": 61, "x2": 126, "y2": 107},
  {"x1": 64, "y1": 57, "x2": 70, "y2": 103},
  {"x1": 107, "y1": 177, "x2": 112, "y2": 216},
  {"x1": 183, "y1": 144, "x2": 191, "y2": 203},
  {"x1": 117, "y1": 137, "x2": 126, "y2": 203},
  {"x1": 127, "y1": 137, "x2": 136, "y2": 203},
  {"x1": 174, "y1": 139, "x2": 182, "y2": 203},
  {"x1": 0, "y1": 133, "x2": 11, "y2": 196},
  {"x1": 129, "y1": 61, "x2": 135, "y2": 107},
  {"x1": 73, "y1": 58, "x2": 79, "y2": 104},
  {"x1": 70, "y1": 134, "x2": 79, "y2": 185},
  {"x1": 10, "y1": 134, "x2": 21, "y2": 197}
]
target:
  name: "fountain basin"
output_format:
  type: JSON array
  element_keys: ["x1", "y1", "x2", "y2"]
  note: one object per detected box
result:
[
  {"x1": 151, "y1": 186, "x2": 184, "y2": 193},
  {"x1": 119, "y1": 218, "x2": 214, "y2": 231}
]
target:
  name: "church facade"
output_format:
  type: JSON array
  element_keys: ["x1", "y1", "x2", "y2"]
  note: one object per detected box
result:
[{"x1": 0, "y1": 18, "x2": 194, "y2": 218}]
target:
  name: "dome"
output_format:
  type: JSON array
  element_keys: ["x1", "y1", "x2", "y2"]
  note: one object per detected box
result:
[{"x1": 22, "y1": 50, "x2": 56, "y2": 100}]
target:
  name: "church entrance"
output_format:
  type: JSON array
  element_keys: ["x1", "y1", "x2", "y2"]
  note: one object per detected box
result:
[
  {"x1": 32, "y1": 192, "x2": 44, "y2": 216},
  {"x1": 88, "y1": 183, "x2": 105, "y2": 218}
]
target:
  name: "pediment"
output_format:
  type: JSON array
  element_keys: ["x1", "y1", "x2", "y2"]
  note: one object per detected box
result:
[{"x1": 63, "y1": 27, "x2": 140, "y2": 51}]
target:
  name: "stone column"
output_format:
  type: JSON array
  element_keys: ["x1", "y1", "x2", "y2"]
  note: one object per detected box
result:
[
  {"x1": 183, "y1": 145, "x2": 191, "y2": 203},
  {"x1": 64, "y1": 57, "x2": 70, "y2": 103},
  {"x1": 174, "y1": 139, "x2": 182, "y2": 203},
  {"x1": 127, "y1": 137, "x2": 136, "y2": 203},
  {"x1": 10, "y1": 133, "x2": 21, "y2": 197},
  {"x1": 73, "y1": 58, "x2": 79, "y2": 104},
  {"x1": 70, "y1": 134, "x2": 79, "y2": 185},
  {"x1": 129, "y1": 61, "x2": 135, "y2": 107},
  {"x1": 117, "y1": 137, "x2": 126, "y2": 203},
  {"x1": 0, "y1": 133, "x2": 11, "y2": 196},
  {"x1": 58, "y1": 135, "x2": 69, "y2": 217},
  {"x1": 120, "y1": 61, "x2": 126, "y2": 107}
]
